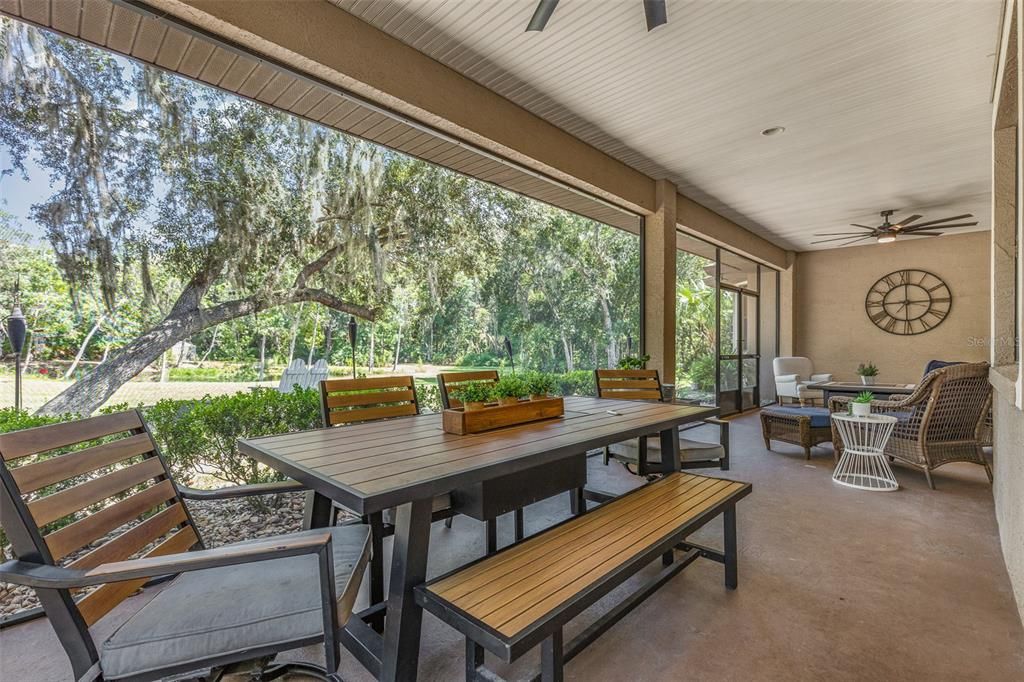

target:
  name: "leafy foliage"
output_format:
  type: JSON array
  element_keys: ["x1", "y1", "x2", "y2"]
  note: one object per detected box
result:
[
  {"x1": 853, "y1": 391, "x2": 875, "y2": 403},
  {"x1": 856, "y1": 362, "x2": 879, "y2": 377},
  {"x1": 144, "y1": 388, "x2": 321, "y2": 487},
  {"x1": 617, "y1": 354, "x2": 650, "y2": 370},
  {"x1": 451, "y1": 381, "x2": 495, "y2": 405},
  {"x1": 523, "y1": 371, "x2": 558, "y2": 397}
]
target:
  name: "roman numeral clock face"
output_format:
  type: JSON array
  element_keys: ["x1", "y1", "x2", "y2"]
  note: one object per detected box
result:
[{"x1": 865, "y1": 269, "x2": 952, "y2": 336}]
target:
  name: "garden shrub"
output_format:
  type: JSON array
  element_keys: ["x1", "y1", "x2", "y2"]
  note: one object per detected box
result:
[
  {"x1": 555, "y1": 370, "x2": 596, "y2": 397},
  {"x1": 144, "y1": 387, "x2": 321, "y2": 487}
]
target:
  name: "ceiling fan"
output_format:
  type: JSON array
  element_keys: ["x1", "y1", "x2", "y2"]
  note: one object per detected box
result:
[
  {"x1": 527, "y1": 0, "x2": 667, "y2": 32},
  {"x1": 811, "y1": 209, "x2": 978, "y2": 246}
]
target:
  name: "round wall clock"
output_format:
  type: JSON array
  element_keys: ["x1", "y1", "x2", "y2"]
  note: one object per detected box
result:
[{"x1": 864, "y1": 269, "x2": 952, "y2": 336}]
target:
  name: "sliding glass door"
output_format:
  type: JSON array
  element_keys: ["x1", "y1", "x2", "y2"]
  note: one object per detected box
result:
[{"x1": 676, "y1": 232, "x2": 778, "y2": 414}]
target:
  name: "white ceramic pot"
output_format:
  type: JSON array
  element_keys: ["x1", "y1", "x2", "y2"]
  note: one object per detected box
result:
[
  {"x1": 860, "y1": 376, "x2": 876, "y2": 386},
  {"x1": 851, "y1": 401, "x2": 871, "y2": 418}
]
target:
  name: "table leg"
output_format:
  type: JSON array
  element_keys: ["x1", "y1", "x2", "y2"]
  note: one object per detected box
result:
[
  {"x1": 380, "y1": 497, "x2": 433, "y2": 682},
  {"x1": 302, "y1": 490, "x2": 334, "y2": 529},
  {"x1": 659, "y1": 426, "x2": 681, "y2": 474}
]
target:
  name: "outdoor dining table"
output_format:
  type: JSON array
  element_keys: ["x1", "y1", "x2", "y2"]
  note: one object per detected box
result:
[{"x1": 238, "y1": 395, "x2": 718, "y2": 682}]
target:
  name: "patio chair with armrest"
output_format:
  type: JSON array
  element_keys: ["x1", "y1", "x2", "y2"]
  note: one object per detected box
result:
[
  {"x1": 0, "y1": 410, "x2": 370, "y2": 681},
  {"x1": 773, "y1": 356, "x2": 833, "y2": 406},
  {"x1": 595, "y1": 369, "x2": 730, "y2": 474},
  {"x1": 827, "y1": 361, "x2": 993, "y2": 489}
]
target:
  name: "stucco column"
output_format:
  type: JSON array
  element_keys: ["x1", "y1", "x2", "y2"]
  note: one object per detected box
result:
[
  {"x1": 779, "y1": 251, "x2": 797, "y2": 357},
  {"x1": 643, "y1": 179, "x2": 677, "y2": 384}
]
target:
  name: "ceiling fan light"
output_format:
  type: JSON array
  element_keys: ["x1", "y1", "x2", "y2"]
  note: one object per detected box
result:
[{"x1": 877, "y1": 234, "x2": 896, "y2": 244}]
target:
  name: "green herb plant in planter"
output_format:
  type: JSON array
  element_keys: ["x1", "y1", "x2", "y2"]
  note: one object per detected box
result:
[
  {"x1": 524, "y1": 371, "x2": 558, "y2": 400},
  {"x1": 617, "y1": 354, "x2": 650, "y2": 370},
  {"x1": 856, "y1": 362, "x2": 879, "y2": 386},
  {"x1": 453, "y1": 382, "x2": 494, "y2": 411},
  {"x1": 492, "y1": 375, "x2": 526, "y2": 407},
  {"x1": 851, "y1": 391, "x2": 874, "y2": 417}
]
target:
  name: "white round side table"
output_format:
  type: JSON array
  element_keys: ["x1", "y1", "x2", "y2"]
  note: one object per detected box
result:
[{"x1": 831, "y1": 413, "x2": 899, "y2": 492}]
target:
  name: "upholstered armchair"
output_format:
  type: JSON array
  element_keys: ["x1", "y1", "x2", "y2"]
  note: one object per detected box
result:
[
  {"x1": 828, "y1": 361, "x2": 993, "y2": 489},
  {"x1": 773, "y1": 357, "x2": 833, "y2": 405}
]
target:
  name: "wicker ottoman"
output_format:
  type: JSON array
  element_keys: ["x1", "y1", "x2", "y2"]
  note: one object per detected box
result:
[{"x1": 760, "y1": 406, "x2": 834, "y2": 460}]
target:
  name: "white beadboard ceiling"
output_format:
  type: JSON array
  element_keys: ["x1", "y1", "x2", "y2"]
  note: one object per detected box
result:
[{"x1": 331, "y1": 0, "x2": 1002, "y2": 251}]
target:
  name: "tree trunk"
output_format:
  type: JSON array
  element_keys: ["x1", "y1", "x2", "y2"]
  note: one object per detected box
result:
[
  {"x1": 560, "y1": 332, "x2": 574, "y2": 372},
  {"x1": 599, "y1": 294, "x2": 618, "y2": 368},
  {"x1": 159, "y1": 348, "x2": 170, "y2": 383},
  {"x1": 197, "y1": 325, "x2": 219, "y2": 367},
  {"x1": 392, "y1": 320, "x2": 403, "y2": 372},
  {"x1": 258, "y1": 334, "x2": 267, "y2": 382},
  {"x1": 307, "y1": 310, "x2": 320, "y2": 364},
  {"x1": 368, "y1": 323, "x2": 376, "y2": 371},
  {"x1": 287, "y1": 302, "x2": 305, "y2": 364},
  {"x1": 64, "y1": 315, "x2": 105, "y2": 380},
  {"x1": 323, "y1": 323, "x2": 333, "y2": 365},
  {"x1": 37, "y1": 287, "x2": 372, "y2": 416}
]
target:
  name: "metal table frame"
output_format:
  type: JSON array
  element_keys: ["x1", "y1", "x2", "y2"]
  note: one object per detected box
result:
[{"x1": 238, "y1": 398, "x2": 716, "y2": 682}]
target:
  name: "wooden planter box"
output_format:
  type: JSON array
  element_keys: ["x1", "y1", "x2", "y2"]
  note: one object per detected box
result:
[{"x1": 442, "y1": 397, "x2": 565, "y2": 435}]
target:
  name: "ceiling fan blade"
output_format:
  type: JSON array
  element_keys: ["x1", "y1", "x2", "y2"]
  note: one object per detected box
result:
[
  {"x1": 903, "y1": 213, "x2": 973, "y2": 229},
  {"x1": 838, "y1": 235, "x2": 875, "y2": 246},
  {"x1": 892, "y1": 214, "x2": 922, "y2": 228},
  {"x1": 903, "y1": 221, "x2": 978, "y2": 232},
  {"x1": 814, "y1": 232, "x2": 873, "y2": 236},
  {"x1": 526, "y1": 0, "x2": 560, "y2": 31},
  {"x1": 644, "y1": 0, "x2": 668, "y2": 30},
  {"x1": 903, "y1": 231, "x2": 945, "y2": 236},
  {"x1": 812, "y1": 234, "x2": 876, "y2": 244},
  {"x1": 850, "y1": 223, "x2": 883, "y2": 230}
]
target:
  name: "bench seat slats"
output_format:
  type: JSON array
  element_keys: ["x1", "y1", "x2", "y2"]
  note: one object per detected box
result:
[{"x1": 425, "y1": 473, "x2": 747, "y2": 638}]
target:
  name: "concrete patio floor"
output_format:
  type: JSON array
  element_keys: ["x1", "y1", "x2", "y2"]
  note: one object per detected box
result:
[{"x1": 2, "y1": 411, "x2": 1022, "y2": 681}]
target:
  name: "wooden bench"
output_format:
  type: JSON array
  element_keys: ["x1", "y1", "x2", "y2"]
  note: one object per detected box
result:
[{"x1": 415, "y1": 472, "x2": 751, "y2": 681}]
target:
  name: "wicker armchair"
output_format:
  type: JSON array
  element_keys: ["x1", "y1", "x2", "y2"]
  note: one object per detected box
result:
[{"x1": 828, "y1": 362, "x2": 993, "y2": 489}]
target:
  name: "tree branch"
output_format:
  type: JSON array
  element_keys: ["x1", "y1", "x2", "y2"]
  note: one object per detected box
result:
[{"x1": 293, "y1": 244, "x2": 345, "y2": 290}]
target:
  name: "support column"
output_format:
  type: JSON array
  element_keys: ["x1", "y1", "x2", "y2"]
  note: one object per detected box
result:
[
  {"x1": 779, "y1": 251, "x2": 797, "y2": 357},
  {"x1": 643, "y1": 179, "x2": 677, "y2": 384}
]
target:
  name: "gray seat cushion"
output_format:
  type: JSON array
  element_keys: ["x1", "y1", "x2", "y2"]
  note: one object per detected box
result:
[
  {"x1": 100, "y1": 525, "x2": 370, "y2": 681},
  {"x1": 608, "y1": 436, "x2": 725, "y2": 464}
]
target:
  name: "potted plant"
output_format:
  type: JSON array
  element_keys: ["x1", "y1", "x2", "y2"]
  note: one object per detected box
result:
[
  {"x1": 492, "y1": 375, "x2": 526, "y2": 407},
  {"x1": 452, "y1": 382, "x2": 493, "y2": 411},
  {"x1": 851, "y1": 391, "x2": 874, "y2": 417},
  {"x1": 856, "y1": 362, "x2": 879, "y2": 386},
  {"x1": 617, "y1": 353, "x2": 650, "y2": 370},
  {"x1": 523, "y1": 371, "x2": 557, "y2": 400}
]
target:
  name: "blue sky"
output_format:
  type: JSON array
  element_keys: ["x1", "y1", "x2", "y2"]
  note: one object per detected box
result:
[{"x1": 1, "y1": 148, "x2": 51, "y2": 243}]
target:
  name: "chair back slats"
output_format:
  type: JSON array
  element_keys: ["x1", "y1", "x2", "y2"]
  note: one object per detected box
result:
[
  {"x1": 0, "y1": 411, "x2": 202, "y2": 671},
  {"x1": 11, "y1": 432, "x2": 154, "y2": 494},
  {"x1": 28, "y1": 457, "x2": 167, "y2": 527},
  {"x1": 325, "y1": 389, "x2": 416, "y2": 409},
  {"x1": 45, "y1": 479, "x2": 179, "y2": 561},
  {"x1": 595, "y1": 369, "x2": 663, "y2": 401},
  {"x1": 438, "y1": 370, "x2": 500, "y2": 409},
  {"x1": 67, "y1": 503, "x2": 189, "y2": 571},
  {"x1": 321, "y1": 376, "x2": 419, "y2": 427},
  {"x1": 0, "y1": 411, "x2": 143, "y2": 461},
  {"x1": 921, "y1": 363, "x2": 992, "y2": 442},
  {"x1": 77, "y1": 525, "x2": 200, "y2": 626}
]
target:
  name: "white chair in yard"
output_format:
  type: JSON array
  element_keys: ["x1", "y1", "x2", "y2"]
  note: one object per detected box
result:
[
  {"x1": 773, "y1": 356, "x2": 832, "y2": 406},
  {"x1": 277, "y1": 358, "x2": 308, "y2": 393},
  {"x1": 309, "y1": 359, "x2": 330, "y2": 388}
]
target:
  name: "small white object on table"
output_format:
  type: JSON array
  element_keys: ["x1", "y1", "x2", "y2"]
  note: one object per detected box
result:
[{"x1": 831, "y1": 413, "x2": 899, "y2": 491}]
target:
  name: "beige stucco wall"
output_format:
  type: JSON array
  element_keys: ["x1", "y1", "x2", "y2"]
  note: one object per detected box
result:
[
  {"x1": 993, "y1": 378, "x2": 1024, "y2": 620},
  {"x1": 794, "y1": 232, "x2": 990, "y2": 383}
]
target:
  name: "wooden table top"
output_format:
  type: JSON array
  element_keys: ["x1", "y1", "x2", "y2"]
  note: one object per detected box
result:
[
  {"x1": 806, "y1": 381, "x2": 916, "y2": 391},
  {"x1": 238, "y1": 396, "x2": 717, "y2": 514}
]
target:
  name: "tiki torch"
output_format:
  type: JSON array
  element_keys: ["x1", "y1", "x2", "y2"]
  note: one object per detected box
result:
[
  {"x1": 503, "y1": 336, "x2": 515, "y2": 374},
  {"x1": 6, "y1": 280, "x2": 27, "y2": 411},
  {"x1": 347, "y1": 315, "x2": 357, "y2": 379}
]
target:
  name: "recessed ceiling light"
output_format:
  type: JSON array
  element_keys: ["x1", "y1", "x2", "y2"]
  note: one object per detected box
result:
[{"x1": 760, "y1": 126, "x2": 786, "y2": 136}]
